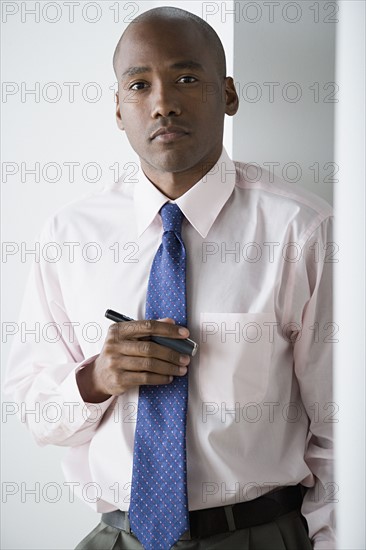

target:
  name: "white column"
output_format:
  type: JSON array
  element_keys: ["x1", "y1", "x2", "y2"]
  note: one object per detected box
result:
[{"x1": 334, "y1": 1, "x2": 366, "y2": 548}]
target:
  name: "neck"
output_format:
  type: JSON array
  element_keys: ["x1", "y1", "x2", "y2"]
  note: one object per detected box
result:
[{"x1": 140, "y1": 152, "x2": 222, "y2": 200}]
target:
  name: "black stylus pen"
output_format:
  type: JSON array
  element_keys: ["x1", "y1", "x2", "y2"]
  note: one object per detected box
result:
[{"x1": 105, "y1": 309, "x2": 198, "y2": 357}]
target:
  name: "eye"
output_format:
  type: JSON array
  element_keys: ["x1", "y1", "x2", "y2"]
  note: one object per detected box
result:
[
  {"x1": 177, "y1": 76, "x2": 198, "y2": 84},
  {"x1": 129, "y1": 81, "x2": 148, "y2": 91}
]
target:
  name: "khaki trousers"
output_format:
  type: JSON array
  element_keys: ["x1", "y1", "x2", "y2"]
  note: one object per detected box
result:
[{"x1": 75, "y1": 510, "x2": 313, "y2": 550}]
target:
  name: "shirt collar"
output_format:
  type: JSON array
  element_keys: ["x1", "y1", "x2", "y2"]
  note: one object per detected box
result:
[{"x1": 134, "y1": 147, "x2": 236, "y2": 238}]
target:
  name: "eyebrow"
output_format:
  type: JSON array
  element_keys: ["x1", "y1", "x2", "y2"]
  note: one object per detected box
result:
[{"x1": 121, "y1": 60, "x2": 204, "y2": 78}]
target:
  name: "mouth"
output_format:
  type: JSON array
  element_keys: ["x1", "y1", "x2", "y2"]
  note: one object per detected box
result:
[{"x1": 150, "y1": 125, "x2": 189, "y2": 142}]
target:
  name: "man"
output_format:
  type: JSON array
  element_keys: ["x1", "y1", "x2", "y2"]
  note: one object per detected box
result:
[{"x1": 4, "y1": 6, "x2": 335, "y2": 550}]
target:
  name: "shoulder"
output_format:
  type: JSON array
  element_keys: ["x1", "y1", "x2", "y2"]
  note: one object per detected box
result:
[
  {"x1": 234, "y1": 160, "x2": 333, "y2": 216},
  {"x1": 39, "y1": 183, "x2": 131, "y2": 240},
  {"x1": 233, "y1": 160, "x2": 333, "y2": 243}
]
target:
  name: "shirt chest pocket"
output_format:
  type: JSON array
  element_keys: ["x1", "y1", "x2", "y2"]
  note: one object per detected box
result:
[{"x1": 198, "y1": 313, "x2": 275, "y2": 406}]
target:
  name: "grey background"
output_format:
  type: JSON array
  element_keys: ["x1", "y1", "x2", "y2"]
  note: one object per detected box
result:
[{"x1": 233, "y1": 0, "x2": 336, "y2": 203}]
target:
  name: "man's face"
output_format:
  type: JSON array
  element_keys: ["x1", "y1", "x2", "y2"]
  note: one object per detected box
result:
[{"x1": 115, "y1": 18, "x2": 238, "y2": 177}]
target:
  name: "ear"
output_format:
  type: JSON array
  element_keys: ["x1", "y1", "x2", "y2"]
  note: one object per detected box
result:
[
  {"x1": 115, "y1": 92, "x2": 125, "y2": 131},
  {"x1": 224, "y1": 77, "x2": 239, "y2": 116}
]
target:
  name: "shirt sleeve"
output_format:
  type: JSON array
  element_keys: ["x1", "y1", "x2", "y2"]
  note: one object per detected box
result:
[
  {"x1": 3, "y1": 218, "x2": 115, "y2": 447},
  {"x1": 291, "y1": 215, "x2": 336, "y2": 548}
]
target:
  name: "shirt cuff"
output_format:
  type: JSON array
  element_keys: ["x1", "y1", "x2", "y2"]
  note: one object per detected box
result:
[{"x1": 58, "y1": 355, "x2": 115, "y2": 435}]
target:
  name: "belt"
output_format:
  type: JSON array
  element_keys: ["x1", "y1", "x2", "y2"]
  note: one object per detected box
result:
[{"x1": 101, "y1": 485, "x2": 306, "y2": 540}]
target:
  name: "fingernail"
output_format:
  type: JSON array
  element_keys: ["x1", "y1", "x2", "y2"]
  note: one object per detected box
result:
[
  {"x1": 180, "y1": 355, "x2": 190, "y2": 365},
  {"x1": 178, "y1": 327, "x2": 189, "y2": 336},
  {"x1": 179, "y1": 366, "x2": 188, "y2": 375}
]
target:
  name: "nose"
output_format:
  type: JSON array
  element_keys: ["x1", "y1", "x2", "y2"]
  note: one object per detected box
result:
[{"x1": 150, "y1": 81, "x2": 182, "y2": 118}]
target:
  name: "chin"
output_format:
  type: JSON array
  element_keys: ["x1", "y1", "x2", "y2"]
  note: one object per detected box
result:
[{"x1": 150, "y1": 150, "x2": 197, "y2": 174}]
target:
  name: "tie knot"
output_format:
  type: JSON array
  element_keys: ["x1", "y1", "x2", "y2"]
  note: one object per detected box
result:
[{"x1": 160, "y1": 203, "x2": 184, "y2": 233}]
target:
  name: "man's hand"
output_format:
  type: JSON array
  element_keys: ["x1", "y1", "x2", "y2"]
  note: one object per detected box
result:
[{"x1": 76, "y1": 319, "x2": 190, "y2": 403}]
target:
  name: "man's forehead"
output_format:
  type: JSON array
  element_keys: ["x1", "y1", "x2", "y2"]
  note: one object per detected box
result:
[
  {"x1": 113, "y1": 16, "x2": 217, "y2": 82},
  {"x1": 116, "y1": 23, "x2": 208, "y2": 74},
  {"x1": 121, "y1": 60, "x2": 204, "y2": 78}
]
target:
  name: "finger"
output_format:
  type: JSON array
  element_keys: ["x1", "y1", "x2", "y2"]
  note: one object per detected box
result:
[
  {"x1": 117, "y1": 355, "x2": 188, "y2": 377},
  {"x1": 110, "y1": 319, "x2": 189, "y2": 341},
  {"x1": 121, "y1": 371, "x2": 174, "y2": 388},
  {"x1": 114, "y1": 340, "x2": 190, "y2": 367}
]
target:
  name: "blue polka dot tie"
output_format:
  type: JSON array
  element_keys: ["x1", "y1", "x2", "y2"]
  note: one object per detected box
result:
[{"x1": 129, "y1": 203, "x2": 189, "y2": 550}]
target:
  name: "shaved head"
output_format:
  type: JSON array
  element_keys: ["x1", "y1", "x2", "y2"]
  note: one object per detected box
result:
[
  {"x1": 112, "y1": 4, "x2": 239, "y2": 191},
  {"x1": 113, "y1": 6, "x2": 226, "y2": 79}
]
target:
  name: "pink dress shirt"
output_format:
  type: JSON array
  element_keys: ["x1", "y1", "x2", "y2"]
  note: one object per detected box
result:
[{"x1": 4, "y1": 147, "x2": 335, "y2": 548}]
